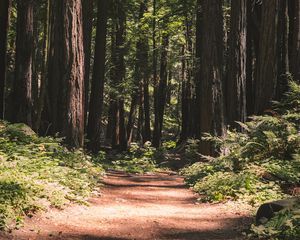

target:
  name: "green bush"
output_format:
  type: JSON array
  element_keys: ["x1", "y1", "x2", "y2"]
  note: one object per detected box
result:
[
  {"x1": 182, "y1": 82, "x2": 300, "y2": 205},
  {"x1": 0, "y1": 122, "x2": 104, "y2": 230}
]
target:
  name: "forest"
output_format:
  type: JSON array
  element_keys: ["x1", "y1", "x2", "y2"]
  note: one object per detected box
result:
[{"x1": 0, "y1": 0, "x2": 300, "y2": 239}]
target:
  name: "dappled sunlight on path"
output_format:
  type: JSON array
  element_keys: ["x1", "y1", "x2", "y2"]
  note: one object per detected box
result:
[{"x1": 3, "y1": 171, "x2": 252, "y2": 240}]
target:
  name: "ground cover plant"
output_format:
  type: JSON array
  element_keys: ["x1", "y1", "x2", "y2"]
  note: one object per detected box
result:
[
  {"x1": 181, "y1": 82, "x2": 300, "y2": 239},
  {"x1": 0, "y1": 122, "x2": 104, "y2": 230}
]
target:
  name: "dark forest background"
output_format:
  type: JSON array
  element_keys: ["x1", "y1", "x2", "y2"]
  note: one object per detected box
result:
[{"x1": 0, "y1": 0, "x2": 299, "y2": 154}]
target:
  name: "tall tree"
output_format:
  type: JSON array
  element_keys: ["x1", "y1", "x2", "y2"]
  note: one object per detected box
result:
[
  {"x1": 126, "y1": 0, "x2": 148, "y2": 144},
  {"x1": 35, "y1": 0, "x2": 50, "y2": 132},
  {"x1": 48, "y1": 0, "x2": 85, "y2": 148},
  {"x1": 254, "y1": 0, "x2": 279, "y2": 114},
  {"x1": 276, "y1": 0, "x2": 289, "y2": 99},
  {"x1": 180, "y1": 0, "x2": 194, "y2": 142},
  {"x1": 196, "y1": 0, "x2": 225, "y2": 155},
  {"x1": 110, "y1": 0, "x2": 127, "y2": 151},
  {"x1": 87, "y1": 0, "x2": 108, "y2": 153},
  {"x1": 0, "y1": 0, "x2": 11, "y2": 119},
  {"x1": 290, "y1": 0, "x2": 300, "y2": 82},
  {"x1": 82, "y1": 0, "x2": 94, "y2": 127},
  {"x1": 153, "y1": 34, "x2": 169, "y2": 148},
  {"x1": 226, "y1": 0, "x2": 247, "y2": 126},
  {"x1": 12, "y1": 0, "x2": 34, "y2": 126}
]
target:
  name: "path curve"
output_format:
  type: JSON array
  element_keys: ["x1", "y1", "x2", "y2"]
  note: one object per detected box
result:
[{"x1": 2, "y1": 171, "x2": 251, "y2": 240}]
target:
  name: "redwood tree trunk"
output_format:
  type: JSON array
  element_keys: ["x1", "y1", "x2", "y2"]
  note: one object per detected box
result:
[
  {"x1": 110, "y1": 0, "x2": 127, "y2": 151},
  {"x1": 254, "y1": 0, "x2": 279, "y2": 114},
  {"x1": 197, "y1": 0, "x2": 225, "y2": 155},
  {"x1": 0, "y1": 0, "x2": 10, "y2": 119},
  {"x1": 87, "y1": 0, "x2": 108, "y2": 153},
  {"x1": 153, "y1": 34, "x2": 169, "y2": 148},
  {"x1": 13, "y1": 0, "x2": 34, "y2": 126},
  {"x1": 226, "y1": 0, "x2": 247, "y2": 127},
  {"x1": 276, "y1": 0, "x2": 289, "y2": 99},
  {"x1": 48, "y1": 0, "x2": 85, "y2": 148},
  {"x1": 82, "y1": 0, "x2": 94, "y2": 127},
  {"x1": 290, "y1": 0, "x2": 300, "y2": 82}
]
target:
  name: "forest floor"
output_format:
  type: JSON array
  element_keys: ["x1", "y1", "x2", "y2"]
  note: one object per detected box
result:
[{"x1": 1, "y1": 171, "x2": 252, "y2": 240}]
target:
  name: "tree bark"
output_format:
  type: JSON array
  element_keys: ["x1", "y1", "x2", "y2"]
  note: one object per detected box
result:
[
  {"x1": 153, "y1": 34, "x2": 169, "y2": 148},
  {"x1": 0, "y1": 0, "x2": 11, "y2": 119},
  {"x1": 110, "y1": 0, "x2": 127, "y2": 151},
  {"x1": 254, "y1": 0, "x2": 279, "y2": 114},
  {"x1": 197, "y1": 0, "x2": 225, "y2": 155},
  {"x1": 290, "y1": 0, "x2": 300, "y2": 82},
  {"x1": 13, "y1": 0, "x2": 34, "y2": 126},
  {"x1": 276, "y1": 0, "x2": 289, "y2": 99},
  {"x1": 226, "y1": 0, "x2": 247, "y2": 127},
  {"x1": 82, "y1": 0, "x2": 94, "y2": 128},
  {"x1": 48, "y1": 0, "x2": 85, "y2": 148},
  {"x1": 87, "y1": 0, "x2": 108, "y2": 153}
]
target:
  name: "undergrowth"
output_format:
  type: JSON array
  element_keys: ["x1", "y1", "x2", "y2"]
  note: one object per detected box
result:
[
  {"x1": 100, "y1": 142, "x2": 161, "y2": 173},
  {"x1": 0, "y1": 122, "x2": 104, "y2": 230},
  {"x1": 181, "y1": 82, "x2": 300, "y2": 239}
]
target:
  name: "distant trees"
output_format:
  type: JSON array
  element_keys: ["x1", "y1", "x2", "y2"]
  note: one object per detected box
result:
[
  {"x1": 87, "y1": 0, "x2": 108, "y2": 153},
  {"x1": 0, "y1": 0, "x2": 10, "y2": 119},
  {"x1": 1, "y1": 0, "x2": 298, "y2": 154}
]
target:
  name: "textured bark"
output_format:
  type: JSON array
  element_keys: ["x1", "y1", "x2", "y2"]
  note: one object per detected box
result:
[
  {"x1": 291, "y1": 0, "x2": 300, "y2": 82},
  {"x1": 197, "y1": 0, "x2": 225, "y2": 155},
  {"x1": 246, "y1": 0, "x2": 255, "y2": 116},
  {"x1": 48, "y1": 0, "x2": 85, "y2": 148},
  {"x1": 226, "y1": 0, "x2": 247, "y2": 127},
  {"x1": 180, "y1": 1, "x2": 194, "y2": 142},
  {"x1": 13, "y1": 0, "x2": 34, "y2": 126},
  {"x1": 0, "y1": 0, "x2": 10, "y2": 119},
  {"x1": 110, "y1": 0, "x2": 127, "y2": 151},
  {"x1": 87, "y1": 0, "x2": 108, "y2": 153},
  {"x1": 82, "y1": 0, "x2": 94, "y2": 127},
  {"x1": 153, "y1": 34, "x2": 169, "y2": 148},
  {"x1": 255, "y1": 0, "x2": 279, "y2": 114},
  {"x1": 276, "y1": 0, "x2": 289, "y2": 99},
  {"x1": 35, "y1": 0, "x2": 50, "y2": 132}
]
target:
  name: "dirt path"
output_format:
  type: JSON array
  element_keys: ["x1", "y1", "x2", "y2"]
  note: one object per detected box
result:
[{"x1": 2, "y1": 171, "x2": 252, "y2": 240}]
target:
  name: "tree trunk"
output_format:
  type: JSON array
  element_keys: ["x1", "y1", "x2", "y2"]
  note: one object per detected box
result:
[
  {"x1": 0, "y1": 0, "x2": 11, "y2": 119},
  {"x1": 197, "y1": 0, "x2": 225, "y2": 155},
  {"x1": 82, "y1": 0, "x2": 94, "y2": 128},
  {"x1": 226, "y1": 0, "x2": 247, "y2": 127},
  {"x1": 276, "y1": 0, "x2": 289, "y2": 99},
  {"x1": 87, "y1": 0, "x2": 108, "y2": 153},
  {"x1": 126, "y1": 0, "x2": 149, "y2": 145},
  {"x1": 110, "y1": 0, "x2": 127, "y2": 151},
  {"x1": 290, "y1": 0, "x2": 300, "y2": 82},
  {"x1": 153, "y1": 34, "x2": 169, "y2": 148},
  {"x1": 246, "y1": 0, "x2": 255, "y2": 116},
  {"x1": 254, "y1": 0, "x2": 279, "y2": 114},
  {"x1": 13, "y1": 0, "x2": 34, "y2": 126},
  {"x1": 48, "y1": 0, "x2": 85, "y2": 148},
  {"x1": 35, "y1": 0, "x2": 50, "y2": 132}
]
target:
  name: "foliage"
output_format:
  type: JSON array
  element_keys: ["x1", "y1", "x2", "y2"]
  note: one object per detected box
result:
[
  {"x1": 0, "y1": 122, "x2": 104, "y2": 230},
  {"x1": 250, "y1": 207, "x2": 300, "y2": 239},
  {"x1": 102, "y1": 142, "x2": 160, "y2": 173},
  {"x1": 181, "y1": 82, "x2": 300, "y2": 205}
]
